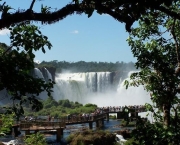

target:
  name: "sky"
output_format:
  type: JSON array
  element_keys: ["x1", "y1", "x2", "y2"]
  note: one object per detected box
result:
[{"x1": 0, "y1": 0, "x2": 137, "y2": 63}]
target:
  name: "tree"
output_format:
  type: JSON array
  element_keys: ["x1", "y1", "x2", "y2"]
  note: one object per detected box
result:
[
  {"x1": 125, "y1": 0, "x2": 180, "y2": 144},
  {"x1": 0, "y1": 0, "x2": 177, "y2": 32},
  {"x1": 0, "y1": 22, "x2": 54, "y2": 117}
]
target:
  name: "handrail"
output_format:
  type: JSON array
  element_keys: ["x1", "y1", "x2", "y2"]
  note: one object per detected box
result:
[{"x1": 18, "y1": 108, "x2": 146, "y2": 129}]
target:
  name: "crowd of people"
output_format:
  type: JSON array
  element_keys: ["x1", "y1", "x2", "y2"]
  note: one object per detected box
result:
[
  {"x1": 66, "y1": 105, "x2": 146, "y2": 123},
  {"x1": 97, "y1": 105, "x2": 146, "y2": 113},
  {"x1": 23, "y1": 105, "x2": 146, "y2": 123}
]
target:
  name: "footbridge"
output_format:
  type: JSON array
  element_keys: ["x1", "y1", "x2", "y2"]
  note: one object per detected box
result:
[
  {"x1": 13, "y1": 113, "x2": 107, "y2": 141},
  {"x1": 11, "y1": 106, "x2": 146, "y2": 141}
]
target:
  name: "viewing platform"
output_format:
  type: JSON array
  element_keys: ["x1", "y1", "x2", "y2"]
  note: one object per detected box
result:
[{"x1": 8, "y1": 106, "x2": 146, "y2": 141}]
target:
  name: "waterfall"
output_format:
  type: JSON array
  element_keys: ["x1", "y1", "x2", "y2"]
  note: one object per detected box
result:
[
  {"x1": 32, "y1": 68, "x2": 53, "y2": 100},
  {"x1": 44, "y1": 68, "x2": 53, "y2": 82},
  {"x1": 0, "y1": 69, "x2": 151, "y2": 109},
  {"x1": 33, "y1": 68, "x2": 52, "y2": 82},
  {"x1": 33, "y1": 68, "x2": 44, "y2": 79},
  {"x1": 53, "y1": 72, "x2": 114, "y2": 102},
  {"x1": 0, "y1": 67, "x2": 53, "y2": 104},
  {"x1": 53, "y1": 71, "x2": 151, "y2": 106},
  {"x1": 97, "y1": 72, "x2": 111, "y2": 92}
]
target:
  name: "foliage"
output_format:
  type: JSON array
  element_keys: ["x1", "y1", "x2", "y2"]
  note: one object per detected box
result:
[
  {"x1": 125, "y1": 0, "x2": 180, "y2": 144},
  {"x1": 66, "y1": 130, "x2": 116, "y2": 145},
  {"x1": 131, "y1": 116, "x2": 180, "y2": 145},
  {"x1": 0, "y1": 113, "x2": 15, "y2": 136},
  {"x1": 36, "y1": 60, "x2": 136, "y2": 73},
  {"x1": 0, "y1": 22, "x2": 54, "y2": 117},
  {"x1": 84, "y1": 103, "x2": 97, "y2": 108},
  {"x1": 124, "y1": 138, "x2": 139, "y2": 145},
  {"x1": 0, "y1": 0, "x2": 176, "y2": 32},
  {"x1": 121, "y1": 119, "x2": 136, "y2": 127},
  {"x1": 24, "y1": 132, "x2": 47, "y2": 145},
  {"x1": 24, "y1": 98, "x2": 97, "y2": 117},
  {"x1": 109, "y1": 115, "x2": 116, "y2": 120}
]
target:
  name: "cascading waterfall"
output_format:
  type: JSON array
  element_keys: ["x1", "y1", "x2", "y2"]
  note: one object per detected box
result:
[
  {"x1": 0, "y1": 68, "x2": 153, "y2": 121},
  {"x1": 33, "y1": 68, "x2": 44, "y2": 79},
  {"x1": 44, "y1": 68, "x2": 53, "y2": 82},
  {"x1": 32, "y1": 68, "x2": 53, "y2": 100},
  {"x1": 53, "y1": 71, "x2": 151, "y2": 108},
  {"x1": 0, "y1": 68, "x2": 151, "y2": 108},
  {"x1": 53, "y1": 72, "x2": 115, "y2": 102},
  {"x1": 97, "y1": 72, "x2": 111, "y2": 92},
  {"x1": 0, "y1": 67, "x2": 53, "y2": 104}
]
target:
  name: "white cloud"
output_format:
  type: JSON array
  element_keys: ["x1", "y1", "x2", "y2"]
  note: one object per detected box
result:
[
  {"x1": 71, "y1": 30, "x2": 79, "y2": 34},
  {"x1": 34, "y1": 60, "x2": 41, "y2": 64},
  {"x1": 0, "y1": 29, "x2": 10, "y2": 35}
]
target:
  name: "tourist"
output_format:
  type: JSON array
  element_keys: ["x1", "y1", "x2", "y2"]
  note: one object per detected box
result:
[{"x1": 48, "y1": 115, "x2": 51, "y2": 121}]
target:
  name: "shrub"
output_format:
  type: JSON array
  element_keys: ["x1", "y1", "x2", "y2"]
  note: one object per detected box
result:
[{"x1": 24, "y1": 132, "x2": 47, "y2": 145}]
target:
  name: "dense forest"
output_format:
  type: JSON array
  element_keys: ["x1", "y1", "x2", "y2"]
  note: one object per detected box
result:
[{"x1": 35, "y1": 60, "x2": 137, "y2": 73}]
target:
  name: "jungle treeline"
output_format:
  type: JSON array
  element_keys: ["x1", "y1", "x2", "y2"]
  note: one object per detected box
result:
[{"x1": 35, "y1": 60, "x2": 137, "y2": 73}]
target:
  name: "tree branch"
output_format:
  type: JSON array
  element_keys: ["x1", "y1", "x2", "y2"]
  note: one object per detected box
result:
[
  {"x1": 0, "y1": 3, "x2": 134, "y2": 31},
  {"x1": 171, "y1": 18, "x2": 180, "y2": 67},
  {"x1": 29, "y1": 0, "x2": 36, "y2": 11},
  {"x1": 157, "y1": 6, "x2": 180, "y2": 21},
  {"x1": 0, "y1": 0, "x2": 179, "y2": 32},
  {"x1": 0, "y1": 4, "x2": 83, "y2": 29}
]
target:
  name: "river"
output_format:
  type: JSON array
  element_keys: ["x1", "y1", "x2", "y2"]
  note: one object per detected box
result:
[{"x1": 0, "y1": 119, "x2": 134, "y2": 145}]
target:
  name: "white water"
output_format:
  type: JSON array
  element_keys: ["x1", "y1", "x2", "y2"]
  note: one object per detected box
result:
[
  {"x1": 33, "y1": 68, "x2": 44, "y2": 79},
  {"x1": 53, "y1": 71, "x2": 151, "y2": 107},
  {"x1": 33, "y1": 68, "x2": 53, "y2": 100},
  {"x1": 0, "y1": 69, "x2": 151, "y2": 108}
]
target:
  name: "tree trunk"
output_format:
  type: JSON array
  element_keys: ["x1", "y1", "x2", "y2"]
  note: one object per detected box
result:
[{"x1": 163, "y1": 104, "x2": 170, "y2": 127}]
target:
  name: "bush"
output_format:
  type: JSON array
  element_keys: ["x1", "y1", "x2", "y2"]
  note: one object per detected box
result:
[
  {"x1": 66, "y1": 130, "x2": 116, "y2": 145},
  {"x1": 24, "y1": 132, "x2": 47, "y2": 145},
  {"x1": 84, "y1": 103, "x2": 97, "y2": 108},
  {"x1": 124, "y1": 138, "x2": 139, "y2": 145},
  {"x1": 109, "y1": 115, "x2": 116, "y2": 119}
]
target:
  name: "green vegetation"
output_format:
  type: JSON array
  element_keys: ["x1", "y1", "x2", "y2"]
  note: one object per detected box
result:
[
  {"x1": 66, "y1": 130, "x2": 116, "y2": 145},
  {"x1": 121, "y1": 120, "x2": 136, "y2": 127},
  {"x1": 0, "y1": 22, "x2": 54, "y2": 118},
  {"x1": 124, "y1": 138, "x2": 139, "y2": 145},
  {"x1": 109, "y1": 115, "x2": 116, "y2": 120},
  {"x1": 0, "y1": 113, "x2": 15, "y2": 136},
  {"x1": 24, "y1": 98, "x2": 97, "y2": 118},
  {"x1": 36, "y1": 60, "x2": 136, "y2": 73},
  {"x1": 125, "y1": 1, "x2": 180, "y2": 144},
  {"x1": 24, "y1": 132, "x2": 47, "y2": 145}
]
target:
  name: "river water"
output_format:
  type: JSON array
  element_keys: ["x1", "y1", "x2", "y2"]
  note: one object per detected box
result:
[
  {"x1": 41, "y1": 119, "x2": 133, "y2": 144},
  {"x1": 0, "y1": 119, "x2": 133, "y2": 144}
]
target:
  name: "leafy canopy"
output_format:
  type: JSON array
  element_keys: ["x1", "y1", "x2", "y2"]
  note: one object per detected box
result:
[
  {"x1": 0, "y1": 22, "x2": 54, "y2": 117},
  {"x1": 0, "y1": 0, "x2": 177, "y2": 32},
  {"x1": 126, "y1": 0, "x2": 180, "y2": 144}
]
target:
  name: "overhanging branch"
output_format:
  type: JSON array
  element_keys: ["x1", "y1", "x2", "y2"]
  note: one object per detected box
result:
[{"x1": 0, "y1": 1, "x2": 179, "y2": 31}]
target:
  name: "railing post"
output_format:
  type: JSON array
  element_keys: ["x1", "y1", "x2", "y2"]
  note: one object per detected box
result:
[
  {"x1": 96, "y1": 120, "x2": 99, "y2": 128},
  {"x1": 89, "y1": 122, "x2": 93, "y2": 129},
  {"x1": 106, "y1": 113, "x2": 109, "y2": 121},
  {"x1": 101, "y1": 118, "x2": 104, "y2": 126},
  {"x1": 56, "y1": 128, "x2": 62, "y2": 142}
]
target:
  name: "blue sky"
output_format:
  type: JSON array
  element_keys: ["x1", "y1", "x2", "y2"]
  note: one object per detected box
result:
[{"x1": 0, "y1": 0, "x2": 136, "y2": 63}]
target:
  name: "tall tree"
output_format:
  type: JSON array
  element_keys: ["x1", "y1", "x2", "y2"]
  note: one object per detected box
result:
[
  {"x1": 126, "y1": 0, "x2": 180, "y2": 144},
  {"x1": 0, "y1": 22, "x2": 54, "y2": 116}
]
